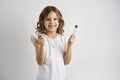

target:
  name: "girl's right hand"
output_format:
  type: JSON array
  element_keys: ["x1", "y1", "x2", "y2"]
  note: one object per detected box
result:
[{"x1": 38, "y1": 34, "x2": 45, "y2": 46}]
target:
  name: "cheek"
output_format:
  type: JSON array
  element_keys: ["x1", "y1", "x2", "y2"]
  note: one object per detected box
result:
[
  {"x1": 56, "y1": 21, "x2": 59, "y2": 25},
  {"x1": 44, "y1": 21, "x2": 48, "y2": 26}
]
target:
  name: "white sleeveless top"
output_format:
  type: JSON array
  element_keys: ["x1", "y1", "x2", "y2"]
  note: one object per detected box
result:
[{"x1": 33, "y1": 33, "x2": 68, "y2": 80}]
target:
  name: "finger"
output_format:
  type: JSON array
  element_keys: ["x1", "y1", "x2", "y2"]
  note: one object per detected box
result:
[
  {"x1": 71, "y1": 36, "x2": 75, "y2": 41},
  {"x1": 71, "y1": 34, "x2": 75, "y2": 37},
  {"x1": 38, "y1": 34, "x2": 42, "y2": 38},
  {"x1": 71, "y1": 35, "x2": 75, "y2": 39}
]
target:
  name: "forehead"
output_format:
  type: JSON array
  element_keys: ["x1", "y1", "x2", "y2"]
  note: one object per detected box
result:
[{"x1": 46, "y1": 11, "x2": 58, "y2": 18}]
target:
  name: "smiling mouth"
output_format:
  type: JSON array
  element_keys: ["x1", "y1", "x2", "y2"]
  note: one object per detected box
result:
[{"x1": 48, "y1": 25, "x2": 56, "y2": 28}]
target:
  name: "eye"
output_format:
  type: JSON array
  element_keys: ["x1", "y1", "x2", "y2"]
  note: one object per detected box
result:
[{"x1": 54, "y1": 18, "x2": 58, "y2": 20}]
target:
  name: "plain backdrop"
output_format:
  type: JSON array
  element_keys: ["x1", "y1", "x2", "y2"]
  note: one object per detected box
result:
[{"x1": 0, "y1": 0, "x2": 120, "y2": 80}]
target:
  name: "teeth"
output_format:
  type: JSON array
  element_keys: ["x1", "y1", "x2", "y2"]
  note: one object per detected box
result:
[{"x1": 49, "y1": 25, "x2": 55, "y2": 27}]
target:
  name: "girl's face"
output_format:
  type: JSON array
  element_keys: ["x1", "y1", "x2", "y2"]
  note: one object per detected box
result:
[{"x1": 44, "y1": 11, "x2": 59, "y2": 33}]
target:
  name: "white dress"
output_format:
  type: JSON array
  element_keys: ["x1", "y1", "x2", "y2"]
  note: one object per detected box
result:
[{"x1": 32, "y1": 32, "x2": 68, "y2": 80}]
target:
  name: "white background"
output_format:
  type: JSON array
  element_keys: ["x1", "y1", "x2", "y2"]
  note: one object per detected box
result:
[{"x1": 0, "y1": 0, "x2": 120, "y2": 80}]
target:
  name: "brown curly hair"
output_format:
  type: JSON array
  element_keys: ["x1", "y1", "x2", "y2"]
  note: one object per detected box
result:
[{"x1": 36, "y1": 6, "x2": 64, "y2": 35}]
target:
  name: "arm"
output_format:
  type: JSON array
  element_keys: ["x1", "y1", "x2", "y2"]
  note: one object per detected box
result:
[
  {"x1": 64, "y1": 43, "x2": 72, "y2": 65},
  {"x1": 64, "y1": 35, "x2": 75, "y2": 65},
  {"x1": 31, "y1": 34, "x2": 45, "y2": 65}
]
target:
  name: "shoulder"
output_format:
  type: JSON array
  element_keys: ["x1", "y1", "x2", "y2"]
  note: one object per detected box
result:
[
  {"x1": 57, "y1": 34, "x2": 64, "y2": 38},
  {"x1": 57, "y1": 34, "x2": 64, "y2": 40},
  {"x1": 57, "y1": 34, "x2": 67, "y2": 43}
]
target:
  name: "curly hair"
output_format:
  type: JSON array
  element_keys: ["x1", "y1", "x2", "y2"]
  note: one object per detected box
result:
[{"x1": 36, "y1": 6, "x2": 64, "y2": 35}]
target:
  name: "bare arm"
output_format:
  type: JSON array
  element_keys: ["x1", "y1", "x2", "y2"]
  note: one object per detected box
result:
[
  {"x1": 64, "y1": 35, "x2": 75, "y2": 65},
  {"x1": 31, "y1": 34, "x2": 45, "y2": 65},
  {"x1": 64, "y1": 43, "x2": 72, "y2": 65}
]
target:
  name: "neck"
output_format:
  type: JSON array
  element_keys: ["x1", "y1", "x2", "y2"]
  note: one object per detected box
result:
[{"x1": 46, "y1": 32, "x2": 57, "y2": 38}]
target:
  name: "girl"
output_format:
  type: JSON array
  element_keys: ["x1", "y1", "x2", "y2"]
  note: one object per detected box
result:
[{"x1": 31, "y1": 6, "x2": 75, "y2": 80}]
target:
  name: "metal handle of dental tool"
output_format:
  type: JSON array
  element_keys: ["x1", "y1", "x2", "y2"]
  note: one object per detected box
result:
[{"x1": 73, "y1": 25, "x2": 78, "y2": 35}]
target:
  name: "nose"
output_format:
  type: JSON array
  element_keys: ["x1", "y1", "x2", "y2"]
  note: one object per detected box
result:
[{"x1": 50, "y1": 19, "x2": 54, "y2": 24}]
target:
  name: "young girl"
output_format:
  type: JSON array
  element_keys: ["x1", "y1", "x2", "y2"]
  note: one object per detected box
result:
[{"x1": 31, "y1": 6, "x2": 75, "y2": 80}]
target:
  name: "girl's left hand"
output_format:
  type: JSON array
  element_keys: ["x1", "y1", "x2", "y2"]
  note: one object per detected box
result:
[{"x1": 68, "y1": 34, "x2": 75, "y2": 46}]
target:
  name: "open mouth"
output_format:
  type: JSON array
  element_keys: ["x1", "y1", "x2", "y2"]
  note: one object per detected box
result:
[{"x1": 48, "y1": 24, "x2": 56, "y2": 29}]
